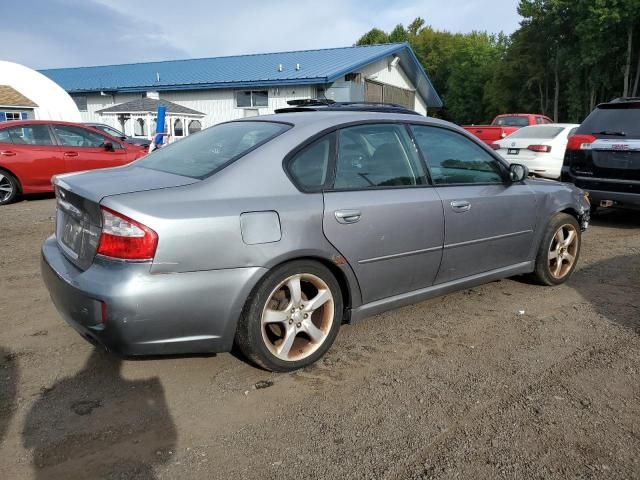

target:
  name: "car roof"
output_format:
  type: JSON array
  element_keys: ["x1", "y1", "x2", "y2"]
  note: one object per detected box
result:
[
  {"x1": 518, "y1": 123, "x2": 580, "y2": 128},
  {"x1": 0, "y1": 120, "x2": 93, "y2": 128}
]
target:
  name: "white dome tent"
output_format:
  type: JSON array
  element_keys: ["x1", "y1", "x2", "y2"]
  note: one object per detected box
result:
[{"x1": 0, "y1": 61, "x2": 80, "y2": 122}]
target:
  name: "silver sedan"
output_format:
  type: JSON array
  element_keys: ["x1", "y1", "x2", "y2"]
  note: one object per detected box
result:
[{"x1": 41, "y1": 107, "x2": 590, "y2": 371}]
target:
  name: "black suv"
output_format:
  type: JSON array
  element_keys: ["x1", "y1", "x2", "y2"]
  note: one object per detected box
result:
[{"x1": 562, "y1": 98, "x2": 640, "y2": 211}]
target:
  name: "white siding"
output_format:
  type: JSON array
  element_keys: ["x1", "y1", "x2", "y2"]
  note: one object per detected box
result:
[{"x1": 357, "y1": 57, "x2": 427, "y2": 115}]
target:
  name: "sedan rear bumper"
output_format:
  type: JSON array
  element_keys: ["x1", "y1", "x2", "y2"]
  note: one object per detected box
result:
[{"x1": 41, "y1": 235, "x2": 266, "y2": 355}]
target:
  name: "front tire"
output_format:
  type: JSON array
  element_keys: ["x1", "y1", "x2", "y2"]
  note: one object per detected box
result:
[
  {"x1": 0, "y1": 170, "x2": 19, "y2": 205},
  {"x1": 235, "y1": 260, "x2": 343, "y2": 372},
  {"x1": 532, "y1": 213, "x2": 581, "y2": 286}
]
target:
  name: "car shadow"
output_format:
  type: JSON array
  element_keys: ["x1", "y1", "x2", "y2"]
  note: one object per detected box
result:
[
  {"x1": 17, "y1": 192, "x2": 55, "y2": 203},
  {"x1": 568, "y1": 254, "x2": 640, "y2": 334},
  {"x1": 22, "y1": 349, "x2": 177, "y2": 479},
  {"x1": 0, "y1": 346, "x2": 18, "y2": 445},
  {"x1": 590, "y1": 208, "x2": 640, "y2": 229}
]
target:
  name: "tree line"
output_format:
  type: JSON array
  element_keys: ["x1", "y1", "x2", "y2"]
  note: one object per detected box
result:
[{"x1": 356, "y1": 0, "x2": 640, "y2": 125}]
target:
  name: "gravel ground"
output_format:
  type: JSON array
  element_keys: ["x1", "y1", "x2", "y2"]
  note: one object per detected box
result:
[{"x1": 0, "y1": 196, "x2": 638, "y2": 480}]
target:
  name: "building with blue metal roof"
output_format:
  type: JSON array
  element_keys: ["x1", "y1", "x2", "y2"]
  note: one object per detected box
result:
[{"x1": 39, "y1": 43, "x2": 441, "y2": 140}]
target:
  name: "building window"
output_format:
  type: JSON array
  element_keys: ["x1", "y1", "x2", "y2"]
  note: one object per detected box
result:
[
  {"x1": 134, "y1": 118, "x2": 147, "y2": 137},
  {"x1": 188, "y1": 120, "x2": 201, "y2": 135},
  {"x1": 4, "y1": 112, "x2": 21, "y2": 121},
  {"x1": 174, "y1": 119, "x2": 184, "y2": 136},
  {"x1": 71, "y1": 95, "x2": 88, "y2": 112},
  {"x1": 236, "y1": 90, "x2": 268, "y2": 108}
]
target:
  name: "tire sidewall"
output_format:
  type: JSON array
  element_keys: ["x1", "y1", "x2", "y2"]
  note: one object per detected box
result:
[
  {"x1": 239, "y1": 260, "x2": 343, "y2": 372},
  {"x1": 537, "y1": 213, "x2": 581, "y2": 286}
]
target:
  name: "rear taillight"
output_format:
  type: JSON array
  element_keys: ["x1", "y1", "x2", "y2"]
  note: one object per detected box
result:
[
  {"x1": 489, "y1": 143, "x2": 501, "y2": 150},
  {"x1": 527, "y1": 144, "x2": 552, "y2": 153},
  {"x1": 566, "y1": 134, "x2": 596, "y2": 151},
  {"x1": 96, "y1": 207, "x2": 158, "y2": 260}
]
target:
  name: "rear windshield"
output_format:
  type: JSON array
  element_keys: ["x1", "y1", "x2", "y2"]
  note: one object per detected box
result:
[
  {"x1": 578, "y1": 104, "x2": 640, "y2": 138},
  {"x1": 136, "y1": 121, "x2": 290, "y2": 179},
  {"x1": 493, "y1": 116, "x2": 530, "y2": 127},
  {"x1": 507, "y1": 126, "x2": 564, "y2": 139}
]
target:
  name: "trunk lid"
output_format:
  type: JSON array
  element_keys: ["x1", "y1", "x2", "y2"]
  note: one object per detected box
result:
[{"x1": 53, "y1": 165, "x2": 199, "y2": 270}]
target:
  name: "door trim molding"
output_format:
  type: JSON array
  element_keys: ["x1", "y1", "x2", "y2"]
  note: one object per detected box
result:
[
  {"x1": 358, "y1": 245, "x2": 442, "y2": 264},
  {"x1": 444, "y1": 229, "x2": 533, "y2": 250}
]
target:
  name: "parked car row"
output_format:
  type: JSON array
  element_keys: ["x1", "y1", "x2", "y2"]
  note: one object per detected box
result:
[{"x1": 0, "y1": 121, "x2": 148, "y2": 205}]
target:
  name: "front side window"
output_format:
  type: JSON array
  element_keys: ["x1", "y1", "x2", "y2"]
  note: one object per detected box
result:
[
  {"x1": 137, "y1": 121, "x2": 290, "y2": 179},
  {"x1": 333, "y1": 124, "x2": 426, "y2": 189},
  {"x1": 236, "y1": 90, "x2": 269, "y2": 108},
  {"x1": 288, "y1": 133, "x2": 334, "y2": 191},
  {"x1": 53, "y1": 125, "x2": 116, "y2": 148},
  {"x1": 4, "y1": 125, "x2": 54, "y2": 146},
  {"x1": 411, "y1": 126, "x2": 505, "y2": 185}
]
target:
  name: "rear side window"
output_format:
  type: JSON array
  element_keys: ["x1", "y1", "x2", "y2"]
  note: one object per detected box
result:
[
  {"x1": 578, "y1": 104, "x2": 640, "y2": 137},
  {"x1": 288, "y1": 133, "x2": 334, "y2": 191},
  {"x1": 2, "y1": 125, "x2": 54, "y2": 145},
  {"x1": 333, "y1": 124, "x2": 426, "y2": 189},
  {"x1": 411, "y1": 126, "x2": 505, "y2": 185},
  {"x1": 137, "y1": 121, "x2": 289, "y2": 179},
  {"x1": 53, "y1": 125, "x2": 118, "y2": 148}
]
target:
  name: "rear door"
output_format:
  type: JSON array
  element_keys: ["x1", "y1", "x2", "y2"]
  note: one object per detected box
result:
[
  {"x1": 51, "y1": 124, "x2": 130, "y2": 173},
  {"x1": 0, "y1": 124, "x2": 63, "y2": 191},
  {"x1": 410, "y1": 125, "x2": 537, "y2": 284},
  {"x1": 321, "y1": 123, "x2": 444, "y2": 304}
]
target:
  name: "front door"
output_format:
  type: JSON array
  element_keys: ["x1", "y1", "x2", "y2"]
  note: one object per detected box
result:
[
  {"x1": 410, "y1": 125, "x2": 537, "y2": 283},
  {"x1": 51, "y1": 124, "x2": 129, "y2": 173},
  {"x1": 322, "y1": 123, "x2": 444, "y2": 304}
]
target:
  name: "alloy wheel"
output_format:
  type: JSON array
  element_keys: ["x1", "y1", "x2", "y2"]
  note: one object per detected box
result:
[
  {"x1": 548, "y1": 223, "x2": 578, "y2": 279},
  {"x1": 0, "y1": 173, "x2": 14, "y2": 203},
  {"x1": 260, "y1": 273, "x2": 334, "y2": 362}
]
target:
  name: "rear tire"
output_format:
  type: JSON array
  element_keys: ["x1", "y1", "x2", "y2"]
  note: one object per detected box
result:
[
  {"x1": 235, "y1": 260, "x2": 343, "y2": 372},
  {"x1": 531, "y1": 213, "x2": 581, "y2": 286},
  {"x1": 0, "y1": 170, "x2": 19, "y2": 205}
]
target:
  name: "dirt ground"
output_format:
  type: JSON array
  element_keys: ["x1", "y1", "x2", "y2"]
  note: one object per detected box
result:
[{"x1": 0, "y1": 195, "x2": 638, "y2": 480}]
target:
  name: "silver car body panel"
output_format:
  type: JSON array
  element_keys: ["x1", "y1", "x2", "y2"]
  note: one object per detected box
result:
[{"x1": 42, "y1": 111, "x2": 590, "y2": 355}]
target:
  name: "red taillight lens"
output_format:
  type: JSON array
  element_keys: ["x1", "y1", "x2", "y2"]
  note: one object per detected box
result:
[
  {"x1": 489, "y1": 143, "x2": 501, "y2": 150},
  {"x1": 566, "y1": 134, "x2": 596, "y2": 151},
  {"x1": 527, "y1": 144, "x2": 552, "y2": 153},
  {"x1": 96, "y1": 207, "x2": 158, "y2": 260}
]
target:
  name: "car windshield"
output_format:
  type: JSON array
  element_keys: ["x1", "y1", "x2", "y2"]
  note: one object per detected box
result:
[
  {"x1": 493, "y1": 116, "x2": 530, "y2": 127},
  {"x1": 507, "y1": 126, "x2": 565, "y2": 139},
  {"x1": 578, "y1": 104, "x2": 640, "y2": 137},
  {"x1": 136, "y1": 121, "x2": 290, "y2": 179}
]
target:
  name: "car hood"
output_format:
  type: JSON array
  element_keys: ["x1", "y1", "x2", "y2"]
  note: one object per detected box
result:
[{"x1": 53, "y1": 165, "x2": 199, "y2": 203}]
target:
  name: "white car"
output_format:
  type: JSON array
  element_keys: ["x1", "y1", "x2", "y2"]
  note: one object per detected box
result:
[{"x1": 493, "y1": 123, "x2": 580, "y2": 180}]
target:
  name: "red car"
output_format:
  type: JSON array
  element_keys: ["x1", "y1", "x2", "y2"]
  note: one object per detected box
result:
[
  {"x1": 0, "y1": 120, "x2": 147, "y2": 205},
  {"x1": 463, "y1": 114, "x2": 554, "y2": 145}
]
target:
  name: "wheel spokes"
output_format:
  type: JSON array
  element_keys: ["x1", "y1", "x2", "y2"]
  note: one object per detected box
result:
[
  {"x1": 287, "y1": 276, "x2": 302, "y2": 305},
  {"x1": 563, "y1": 230, "x2": 575, "y2": 247},
  {"x1": 262, "y1": 308, "x2": 290, "y2": 325},
  {"x1": 277, "y1": 327, "x2": 297, "y2": 357},
  {"x1": 304, "y1": 288, "x2": 331, "y2": 312},
  {"x1": 555, "y1": 228, "x2": 565, "y2": 244},
  {"x1": 553, "y1": 259, "x2": 562, "y2": 276},
  {"x1": 303, "y1": 321, "x2": 325, "y2": 343},
  {"x1": 549, "y1": 249, "x2": 559, "y2": 260}
]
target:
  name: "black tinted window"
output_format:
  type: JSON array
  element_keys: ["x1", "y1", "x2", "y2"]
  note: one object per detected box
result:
[
  {"x1": 333, "y1": 124, "x2": 426, "y2": 189},
  {"x1": 411, "y1": 126, "x2": 504, "y2": 185},
  {"x1": 288, "y1": 133, "x2": 333, "y2": 191},
  {"x1": 494, "y1": 116, "x2": 530, "y2": 127},
  {"x1": 137, "y1": 121, "x2": 289, "y2": 179},
  {"x1": 4, "y1": 125, "x2": 54, "y2": 146},
  {"x1": 578, "y1": 104, "x2": 640, "y2": 137}
]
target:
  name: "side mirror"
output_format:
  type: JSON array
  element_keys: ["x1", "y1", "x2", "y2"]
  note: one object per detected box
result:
[
  {"x1": 102, "y1": 141, "x2": 114, "y2": 152},
  {"x1": 509, "y1": 163, "x2": 528, "y2": 183}
]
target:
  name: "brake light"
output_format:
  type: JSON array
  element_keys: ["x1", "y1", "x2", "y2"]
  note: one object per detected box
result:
[
  {"x1": 567, "y1": 134, "x2": 596, "y2": 151},
  {"x1": 96, "y1": 207, "x2": 158, "y2": 260},
  {"x1": 527, "y1": 144, "x2": 552, "y2": 153},
  {"x1": 489, "y1": 143, "x2": 501, "y2": 150}
]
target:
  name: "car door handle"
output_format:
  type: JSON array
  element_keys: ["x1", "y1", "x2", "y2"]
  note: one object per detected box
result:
[
  {"x1": 334, "y1": 209, "x2": 362, "y2": 224},
  {"x1": 450, "y1": 200, "x2": 471, "y2": 212},
  {"x1": 0, "y1": 150, "x2": 16, "y2": 156},
  {"x1": 63, "y1": 151, "x2": 79, "y2": 157}
]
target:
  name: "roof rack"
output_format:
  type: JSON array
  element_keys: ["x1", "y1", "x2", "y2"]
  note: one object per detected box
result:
[
  {"x1": 275, "y1": 100, "x2": 421, "y2": 116},
  {"x1": 609, "y1": 97, "x2": 640, "y2": 103}
]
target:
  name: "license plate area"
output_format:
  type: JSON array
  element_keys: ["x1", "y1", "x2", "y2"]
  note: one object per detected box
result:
[
  {"x1": 507, "y1": 148, "x2": 519, "y2": 155},
  {"x1": 59, "y1": 210, "x2": 83, "y2": 258}
]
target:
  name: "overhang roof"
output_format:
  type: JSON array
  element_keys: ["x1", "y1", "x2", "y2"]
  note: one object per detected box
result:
[
  {"x1": 96, "y1": 97, "x2": 204, "y2": 116},
  {"x1": 40, "y1": 43, "x2": 442, "y2": 108},
  {"x1": 0, "y1": 85, "x2": 38, "y2": 108}
]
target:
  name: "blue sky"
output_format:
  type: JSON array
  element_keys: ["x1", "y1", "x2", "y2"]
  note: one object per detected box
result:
[{"x1": 1, "y1": 0, "x2": 522, "y2": 69}]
